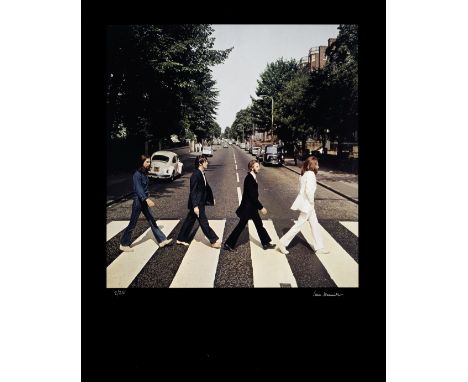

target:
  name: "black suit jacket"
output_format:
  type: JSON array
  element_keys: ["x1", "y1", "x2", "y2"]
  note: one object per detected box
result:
[
  {"x1": 236, "y1": 172, "x2": 264, "y2": 219},
  {"x1": 187, "y1": 168, "x2": 214, "y2": 209}
]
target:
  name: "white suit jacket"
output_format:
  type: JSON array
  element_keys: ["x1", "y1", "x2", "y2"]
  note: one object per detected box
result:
[{"x1": 290, "y1": 171, "x2": 316, "y2": 214}]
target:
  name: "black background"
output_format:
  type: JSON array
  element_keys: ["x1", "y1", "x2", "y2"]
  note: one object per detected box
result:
[{"x1": 83, "y1": 3, "x2": 385, "y2": 379}]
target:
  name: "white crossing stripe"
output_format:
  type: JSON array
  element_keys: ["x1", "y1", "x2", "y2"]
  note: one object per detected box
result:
[
  {"x1": 170, "y1": 220, "x2": 226, "y2": 288},
  {"x1": 237, "y1": 187, "x2": 242, "y2": 205},
  {"x1": 106, "y1": 221, "x2": 129, "y2": 242},
  {"x1": 300, "y1": 222, "x2": 358, "y2": 287},
  {"x1": 236, "y1": 172, "x2": 239, "y2": 183},
  {"x1": 249, "y1": 220, "x2": 297, "y2": 288},
  {"x1": 106, "y1": 220, "x2": 179, "y2": 288},
  {"x1": 339, "y1": 221, "x2": 358, "y2": 237}
]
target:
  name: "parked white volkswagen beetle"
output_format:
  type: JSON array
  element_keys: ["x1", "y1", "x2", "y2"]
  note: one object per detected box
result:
[{"x1": 148, "y1": 151, "x2": 183, "y2": 181}]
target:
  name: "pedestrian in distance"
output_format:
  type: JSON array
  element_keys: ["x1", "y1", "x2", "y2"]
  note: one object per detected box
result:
[
  {"x1": 277, "y1": 156, "x2": 329, "y2": 255},
  {"x1": 223, "y1": 160, "x2": 276, "y2": 251},
  {"x1": 176, "y1": 155, "x2": 222, "y2": 248},
  {"x1": 293, "y1": 145, "x2": 298, "y2": 166},
  {"x1": 119, "y1": 155, "x2": 173, "y2": 252}
]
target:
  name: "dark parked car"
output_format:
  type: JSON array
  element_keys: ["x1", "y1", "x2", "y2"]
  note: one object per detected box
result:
[
  {"x1": 251, "y1": 146, "x2": 261, "y2": 156},
  {"x1": 262, "y1": 145, "x2": 285, "y2": 166},
  {"x1": 255, "y1": 145, "x2": 265, "y2": 162}
]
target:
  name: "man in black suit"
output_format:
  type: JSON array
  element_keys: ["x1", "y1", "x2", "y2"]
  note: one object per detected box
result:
[
  {"x1": 224, "y1": 160, "x2": 276, "y2": 251},
  {"x1": 176, "y1": 155, "x2": 222, "y2": 248}
]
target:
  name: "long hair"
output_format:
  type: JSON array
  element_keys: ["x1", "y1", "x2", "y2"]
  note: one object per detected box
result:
[
  {"x1": 301, "y1": 156, "x2": 319, "y2": 175},
  {"x1": 194, "y1": 155, "x2": 208, "y2": 168},
  {"x1": 248, "y1": 159, "x2": 258, "y2": 171},
  {"x1": 138, "y1": 154, "x2": 150, "y2": 171}
]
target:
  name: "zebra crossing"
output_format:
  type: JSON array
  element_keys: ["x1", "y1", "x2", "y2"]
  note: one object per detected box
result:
[
  {"x1": 107, "y1": 220, "x2": 179, "y2": 288},
  {"x1": 170, "y1": 220, "x2": 226, "y2": 288},
  {"x1": 249, "y1": 220, "x2": 298, "y2": 288},
  {"x1": 106, "y1": 218, "x2": 359, "y2": 288}
]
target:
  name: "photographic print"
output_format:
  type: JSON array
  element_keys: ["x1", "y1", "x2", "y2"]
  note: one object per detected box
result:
[
  {"x1": 83, "y1": 10, "x2": 385, "y2": 378},
  {"x1": 105, "y1": 24, "x2": 359, "y2": 289}
]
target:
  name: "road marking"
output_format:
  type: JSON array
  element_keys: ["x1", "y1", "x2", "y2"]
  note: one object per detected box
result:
[
  {"x1": 339, "y1": 221, "x2": 358, "y2": 237},
  {"x1": 300, "y1": 222, "x2": 358, "y2": 287},
  {"x1": 170, "y1": 220, "x2": 226, "y2": 288},
  {"x1": 236, "y1": 172, "x2": 239, "y2": 183},
  {"x1": 235, "y1": 164, "x2": 237, "y2": 170},
  {"x1": 106, "y1": 221, "x2": 129, "y2": 241},
  {"x1": 339, "y1": 180, "x2": 358, "y2": 189},
  {"x1": 249, "y1": 220, "x2": 297, "y2": 288},
  {"x1": 237, "y1": 187, "x2": 242, "y2": 205},
  {"x1": 106, "y1": 220, "x2": 179, "y2": 288}
]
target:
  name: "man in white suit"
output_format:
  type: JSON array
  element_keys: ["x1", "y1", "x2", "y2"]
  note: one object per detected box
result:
[{"x1": 277, "y1": 156, "x2": 329, "y2": 255}]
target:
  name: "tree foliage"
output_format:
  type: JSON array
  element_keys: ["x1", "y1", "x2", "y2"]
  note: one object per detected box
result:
[
  {"x1": 234, "y1": 24, "x2": 359, "y2": 153},
  {"x1": 251, "y1": 58, "x2": 299, "y2": 133},
  {"x1": 106, "y1": 24, "x2": 232, "y2": 148},
  {"x1": 318, "y1": 24, "x2": 358, "y2": 145}
]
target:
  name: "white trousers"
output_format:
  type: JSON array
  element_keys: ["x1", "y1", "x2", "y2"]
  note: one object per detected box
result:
[{"x1": 280, "y1": 209, "x2": 324, "y2": 250}]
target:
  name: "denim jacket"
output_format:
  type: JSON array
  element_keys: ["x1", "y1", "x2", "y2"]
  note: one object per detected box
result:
[{"x1": 133, "y1": 169, "x2": 149, "y2": 201}]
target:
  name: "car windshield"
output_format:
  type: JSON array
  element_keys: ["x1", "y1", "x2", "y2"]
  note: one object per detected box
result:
[
  {"x1": 203, "y1": 147, "x2": 211, "y2": 150},
  {"x1": 265, "y1": 146, "x2": 278, "y2": 154},
  {"x1": 152, "y1": 155, "x2": 170, "y2": 162}
]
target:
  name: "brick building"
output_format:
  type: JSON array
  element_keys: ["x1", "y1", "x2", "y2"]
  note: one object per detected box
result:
[{"x1": 306, "y1": 37, "x2": 337, "y2": 72}]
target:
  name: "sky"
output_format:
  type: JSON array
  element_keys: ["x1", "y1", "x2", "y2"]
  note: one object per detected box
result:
[{"x1": 210, "y1": 24, "x2": 340, "y2": 132}]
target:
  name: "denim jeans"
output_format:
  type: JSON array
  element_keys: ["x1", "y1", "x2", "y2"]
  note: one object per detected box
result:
[{"x1": 120, "y1": 197, "x2": 167, "y2": 246}]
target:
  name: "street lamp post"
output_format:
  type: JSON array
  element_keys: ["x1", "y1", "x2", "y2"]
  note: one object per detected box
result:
[
  {"x1": 252, "y1": 124, "x2": 255, "y2": 147},
  {"x1": 258, "y1": 94, "x2": 274, "y2": 139}
]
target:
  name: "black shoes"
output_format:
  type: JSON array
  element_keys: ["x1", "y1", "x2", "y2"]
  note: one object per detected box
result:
[
  {"x1": 223, "y1": 243, "x2": 234, "y2": 251},
  {"x1": 262, "y1": 243, "x2": 276, "y2": 250},
  {"x1": 224, "y1": 243, "x2": 275, "y2": 251}
]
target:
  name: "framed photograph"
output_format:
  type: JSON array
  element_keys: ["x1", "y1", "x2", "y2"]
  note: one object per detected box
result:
[{"x1": 83, "y1": 9, "x2": 385, "y2": 379}]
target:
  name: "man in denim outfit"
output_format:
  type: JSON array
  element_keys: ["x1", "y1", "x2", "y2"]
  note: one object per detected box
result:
[{"x1": 119, "y1": 155, "x2": 173, "y2": 252}]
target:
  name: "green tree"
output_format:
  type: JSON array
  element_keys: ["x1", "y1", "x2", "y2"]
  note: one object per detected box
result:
[
  {"x1": 106, "y1": 25, "x2": 232, "y2": 159},
  {"x1": 252, "y1": 58, "x2": 299, "y2": 136},
  {"x1": 276, "y1": 69, "x2": 315, "y2": 151},
  {"x1": 319, "y1": 24, "x2": 358, "y2": 154},
  {"x1": 231, "y1": 106, "x2": 255, "y2": 141},
  {"x1": 223, "y1": 126, "x2": 231, "y2": 140}
]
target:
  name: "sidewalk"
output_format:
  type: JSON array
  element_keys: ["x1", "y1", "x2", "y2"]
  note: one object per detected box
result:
[{"x1": 282, "y1": 158, "x2": 358, "y2": 203}]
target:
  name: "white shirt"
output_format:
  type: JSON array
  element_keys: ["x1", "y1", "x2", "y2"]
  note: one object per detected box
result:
[
  {"x1": 201, "y1": 169, "x2": 207, "y2": 186},
  {"x1": 250, "y1": 170, "x2": 257, "y2": 182}
]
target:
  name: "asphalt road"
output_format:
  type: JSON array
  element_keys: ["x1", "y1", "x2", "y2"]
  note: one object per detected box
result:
[{"x1": 106, "y1": 144, "x2": 358, "y2": 288}]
